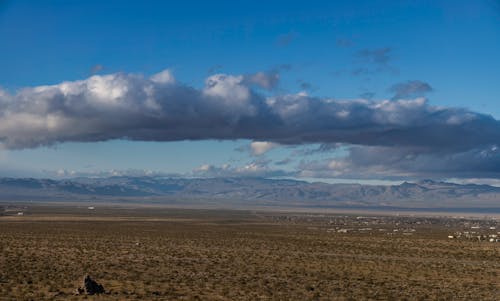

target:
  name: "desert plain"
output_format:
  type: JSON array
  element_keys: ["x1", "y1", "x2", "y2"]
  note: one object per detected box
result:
[{"x1": 0, "y1": 204, "x2": 499, "y2": 300}]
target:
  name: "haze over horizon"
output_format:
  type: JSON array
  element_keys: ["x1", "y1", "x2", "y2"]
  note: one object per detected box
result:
[{"x1": 1, "y1": 0, "x2": 500, "y2": 186}]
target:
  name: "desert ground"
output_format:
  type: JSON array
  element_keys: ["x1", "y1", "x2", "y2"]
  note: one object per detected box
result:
[{"x1": 1, "y1": 204, "x2": 499, "y2": 300}]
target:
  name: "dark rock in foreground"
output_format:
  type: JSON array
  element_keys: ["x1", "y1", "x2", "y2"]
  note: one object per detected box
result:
[{"x1": 75, "y1": 275, "x2": 105, "y2": 295}]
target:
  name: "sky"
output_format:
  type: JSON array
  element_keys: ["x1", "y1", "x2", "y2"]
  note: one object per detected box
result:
[{"x1": 0, "y1": 0, "x2": 500, "y2": 184}]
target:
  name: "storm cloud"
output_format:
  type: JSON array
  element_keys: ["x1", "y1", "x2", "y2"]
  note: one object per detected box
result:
[{"x1": 1, "y1": 69, "x2": 499, "y2": 156}]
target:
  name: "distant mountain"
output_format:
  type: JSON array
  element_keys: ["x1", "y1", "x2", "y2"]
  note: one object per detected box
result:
[{"x1": 0, "y1": 177, "x2": 499, "y2": 209}]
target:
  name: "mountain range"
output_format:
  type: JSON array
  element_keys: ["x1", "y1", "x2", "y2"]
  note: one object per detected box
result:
[{"x1": 1, "y1": 176, "x2": 499, "y2": 211}]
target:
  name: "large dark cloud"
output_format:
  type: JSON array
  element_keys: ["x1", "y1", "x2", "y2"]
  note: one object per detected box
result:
[
  {"x1": 3, "y1": 69, "x2": 500, "y2": 179},
  {"x1": 1, "y1": 69, "x2": 499, "y2": 155}
]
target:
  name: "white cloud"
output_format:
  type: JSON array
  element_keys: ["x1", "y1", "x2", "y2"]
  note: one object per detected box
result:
[
  {"x1": 42, "y1": 168, "x2": 179, "y2": 178},
  {"x1": 150, "y1": 69, "x2": 175, "y2": 84},
  {"x1": 244, "y1": 71, "x2": 279, "y2": 90},
  {"x1": 192, "y1": 160, "x2": 290, "y2": 178},
  {"x1": 250, "y1": 141, "x2": 279, "y2": 156},
  {"x1": 204, "y1": 74, "x2": 250, "y2": 104},
  {"x1": 2, "y1": 69, "x2": 496, "y2": 151}
]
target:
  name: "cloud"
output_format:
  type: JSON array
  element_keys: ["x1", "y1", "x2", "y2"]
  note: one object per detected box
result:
[
  {"x1": 274, "y1": 158, "x2": 293, "y2": 166},
  {"x1": 293, "y1": 143, "x2": 344, "y2": 156},
  {"x1": 354, "y1": 47, "x2": 398, "y2": 75},
  {"x1": 42, "y1": 168, "x2": 180, "y2": 178},
  {"x1": 298, "y1": 144, "x2": 500, "y2": 180},
  {"x1": 192, "y1": 160, "x2": 290, "y2": 178},
  {"x1": 449, "y1": 177, "x2": 500, "y2": 187},
  {"x1": 235, "y1": 141, "x2": 279, "y2": 156},
  {"x1": 39, "y1": 161, "x2": 289, "y2": 180},
  {"x1": 1, "y1": 70, "x2": 500, "y2": 156},
  {"x1": 150, "y1": 69, "x2": 176, "y2": 84},
  {"x1": 207, "y1": 64, "x2": 223, "y2": 74},
  {"x1": 242, "y1": 65, "x2": 291, "y2": 90},
  {"x1": 243, "y1": 71, "x2": 280, "y2": 90},
  {"x1": 3, "y1": 69, "x2": 500, "y2": 179},
  {"x1": 389, "y1": 80, "x2": 433, "y2": 99},
  {"x1": 250, "y1": 141, "x2": 279, "y2": 156},
  {"x1": 297, "y1": 79, "x2": 314, "y2": 91}
]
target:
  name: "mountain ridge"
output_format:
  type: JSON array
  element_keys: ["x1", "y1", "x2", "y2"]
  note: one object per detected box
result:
[{"x1": 1, "y1": 176, "x2": 499, "y2": 209}]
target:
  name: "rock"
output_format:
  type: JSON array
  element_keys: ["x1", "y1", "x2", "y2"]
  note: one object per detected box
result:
[{"x1": 75, "y1": 275, "x2": 105, "y2": 295}]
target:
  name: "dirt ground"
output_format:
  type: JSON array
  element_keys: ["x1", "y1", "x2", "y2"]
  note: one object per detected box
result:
[{"x1": 0, "y1": 205, "x2": 499, "y2": 300}]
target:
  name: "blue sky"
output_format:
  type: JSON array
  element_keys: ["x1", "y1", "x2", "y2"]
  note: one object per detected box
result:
[{"x1": 0, "y1": 0, "x2": 499, "y2": 183}]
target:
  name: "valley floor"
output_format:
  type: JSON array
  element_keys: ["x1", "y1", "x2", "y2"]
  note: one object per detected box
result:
[{"x1": 0, "y1": 205, "x2": 499, "y2": 300}]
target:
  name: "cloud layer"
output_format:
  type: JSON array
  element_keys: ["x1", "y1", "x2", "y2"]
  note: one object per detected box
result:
[
  {"x1": 1, "y1": 69, "x2": 500, "y2": 179},
  {"x1": 192, "y1": 160, "x2": 289, "y2": 178},
  {"x1": 0, "y1": 70, "x2": 500, "y2": 150},
  {"x1": 297, "y1": 144, "x2": 500, "y2": 180},
  {"x1": 1, "y1": 69, "x2": 498, "y2": 151}
]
